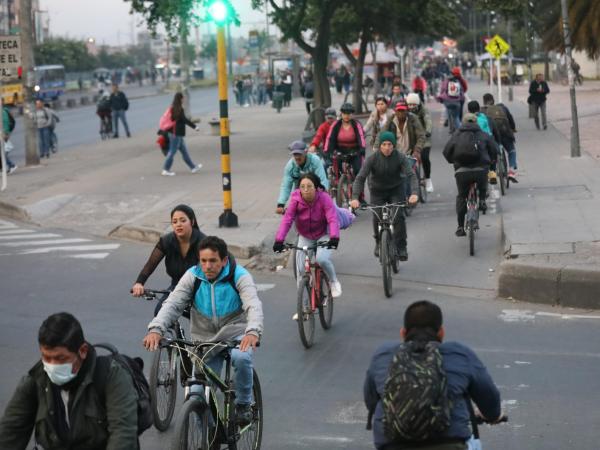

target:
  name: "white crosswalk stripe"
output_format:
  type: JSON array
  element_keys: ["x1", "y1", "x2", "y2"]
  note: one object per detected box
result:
[{"x1": 0, "y1": 220, "x2": 120, "y2": 259}]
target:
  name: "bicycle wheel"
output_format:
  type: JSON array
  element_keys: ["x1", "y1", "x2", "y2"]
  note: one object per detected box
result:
[
  {"x1": 417, "y1": 164, "x2": 427, "y2": 203},
  {"x1": 297, "y1": 277, "x2": 315, "y2": 348},
  {"x1": 389, "y1": 234, "x2": 399, "y2": 274},
  {"x1": 498, "y1": 155, "x2": 506, "y2": 196},
  {"x1": 171, "y1": 396, "x2": 217, "y2": 450},
  {"x1": 327, "y1": 173, "x2": 338, "y2": 207},
  {"x1": 468, "y1": 220, "x2": 475, "y2": 256},
  {"x1": 381, "y1": 230, "x2": 393, "y2": 297},
  {"x1": 336, "y1": 174, "x2": 348, "y2": 207},
  {"x1": 235, "y1": 370, "x2": 264, "y2": 450},
  {"x1": 150, "y1": 343, "x2": 178, "y2": 431},
  {"x1": 317, "y1": 270, "x2": 334, "y2": 330}
]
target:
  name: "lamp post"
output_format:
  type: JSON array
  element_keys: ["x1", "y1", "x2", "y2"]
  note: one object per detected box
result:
[
  {"x1": 207, "y1": 0, "x2": 239, "y2": 227},
  {"x1": 560, "y1": 0, "x2": 580, "y2": 158}
]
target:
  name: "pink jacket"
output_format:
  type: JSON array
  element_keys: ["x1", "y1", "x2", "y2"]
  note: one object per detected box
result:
[{"x1": 275, "y1": 189, "x2": 340, "y2": 242}]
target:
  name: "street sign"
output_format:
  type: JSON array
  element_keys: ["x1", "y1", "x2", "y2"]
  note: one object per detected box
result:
[
  {"x1": 0, "y1": 35, "x2": 21, "y2": 80},
  {"x1": 485, "y1": 34, "x2": 510, "y2": 59}
]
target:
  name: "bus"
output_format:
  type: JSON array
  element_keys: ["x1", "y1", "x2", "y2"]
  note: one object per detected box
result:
[{"x1": 0, "y1": 64, "x2": 66, "y2": 105}]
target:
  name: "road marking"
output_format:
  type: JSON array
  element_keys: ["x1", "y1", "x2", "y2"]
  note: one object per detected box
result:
[
  {"x1": 0, "y1": 229, "x2": 36, "y2": 235},
  {"x1": 18, "y1": 244, "x2": 121, "y2": 254},
  {"x1": 255, "y1": 283, "x2": 275, "y2": 292},
  {"x1": 0, "y1": 238, "x2": 91, "y2": 246},
  {"x1": 500, "y1": 309, "x2": 600, "y2": 323},
  {"x1": 65, "y1": 253, "x2": 110, "y2": 259},
  {"x1": 0, "y1": 232, "x2": 59, "y2": 240},
  {"x1": 0, "y1": 220, "x2": 17, "y2": 229}
]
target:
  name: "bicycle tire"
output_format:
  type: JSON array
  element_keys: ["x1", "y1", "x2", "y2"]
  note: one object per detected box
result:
[
  {"x1": 170, "y1": 396, "x2": 217, "y2": 450},
  {"x1": 498, "y1": 155, "x2": 506, "y2": 197},
  {"x1": 234, "y1": 369, "x2": 264, "y2": 450},
  {"x1": 389, "y1": 232, "x2": 399, "y2": 274},
  {"x1": 327, "y1": 172, "x2": 337, "y2": 207},
  {"x1": 381, "y1": 230, "x2": 393, "y2": 297},
  {"x1": 337, "y1": 174, "x2": 348, "y2": 207},
  {"x1": 291, "y1": 234, "x2": 299, "y2": 281},
  {"x1": 297, "y1": 277, "x2": 315, "y2": 348},
  {"x1": 418, "y1": 164, "x2": 427, "y2": 203},
  {"x1": 149, "y1": 342, "x2": 178, "y2": 431},
  {"x1": 317, "y1": 270, "x2": 334, "y2": 330},
  {"x1": 468, "y1": 221, "x2": 475, "y2": 256}
]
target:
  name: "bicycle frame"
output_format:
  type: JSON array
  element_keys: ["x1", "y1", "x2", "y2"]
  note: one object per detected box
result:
[{"x1": 298, "y1": 245, "x2": 324, "y2": 312}]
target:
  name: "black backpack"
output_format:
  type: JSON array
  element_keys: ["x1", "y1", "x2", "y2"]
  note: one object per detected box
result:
[
  {"x1": 5, "y1": 108, "x2": 16, "y2": 132},
  {"x1": 93, "y1": 343, "x2": 153, "y2": 435},
  {"x1": 382, "y1": 341, "x2": 452, "y2": 442},
  {"x1": 453, "y1": 129, "x2": 481, "y2": 166},
  {"x1": 483, "y1": 104, "x2": 513, "y2": 140}
]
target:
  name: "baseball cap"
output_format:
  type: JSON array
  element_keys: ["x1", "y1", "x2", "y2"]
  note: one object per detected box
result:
[
  {"x1": 394, "y1": 101, "x2": 408, "y2": 111},
  {"x1": 288, "y1": 140, "x2": 307, "y2": 154}
]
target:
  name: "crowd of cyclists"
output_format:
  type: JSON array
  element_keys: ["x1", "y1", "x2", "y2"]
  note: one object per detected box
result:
[{"x1": 0, "y1": 61, "x2": 515, "y2": 450}]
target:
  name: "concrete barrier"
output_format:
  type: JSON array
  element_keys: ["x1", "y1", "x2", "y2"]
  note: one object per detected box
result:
[
  {"x1": 497, "y1": 260, "x2": 560, "y2": 305},
  {"x1": 80, "y1": 97, "x2": 90, "y2": 106},
  {"x1": 51, "y1": 100, "x2": 63, "y2": 110},
  {"x1": 66, "y1": 99, "x2": 77, "y2": 108},
  {"x1": 558, "y1": 265, "x2": 600, "y2": 309}
]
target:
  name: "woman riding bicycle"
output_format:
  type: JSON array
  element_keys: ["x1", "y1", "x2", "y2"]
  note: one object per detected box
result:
[
  {"x1": 273, "y1": 173, "x2": 342, "y2": 299},
  {"x1": 364, "y1": 96, "x2": 394, "y2": 152},
  {"x1": 323, "y1": 102, "x2": 366, "y2": 178},
  {"x1": 131, "y1": 204, "x2": 206, "y2": 314}
]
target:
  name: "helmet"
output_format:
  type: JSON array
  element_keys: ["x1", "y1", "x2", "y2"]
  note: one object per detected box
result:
[
  {"x1": 325, "y1": 107, "x2": 337, "y2": 118},
  {"x1": 406, "y1": 93, "x2": 420, "y2": 106},
  {"x1": 340, "y1": 102, "x2": 354, "y2": 114}
]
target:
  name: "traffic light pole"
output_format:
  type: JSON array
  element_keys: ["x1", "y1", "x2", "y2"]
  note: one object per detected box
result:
[
  {"x1": 560, "y1": 0, "x2": 580, "y2": 158},
  {"x1": 216, "y1": 25, "x2": 238, "y2": 228}
]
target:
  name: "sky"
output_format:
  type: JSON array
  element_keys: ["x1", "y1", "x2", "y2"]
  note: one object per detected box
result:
[{"x1": 40, "y1": 0, "x2": 270, "y2": 46}]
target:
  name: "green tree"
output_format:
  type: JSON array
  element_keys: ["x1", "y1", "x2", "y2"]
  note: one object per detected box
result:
[
  {"x1": 35, "y1": 38, "x2": 97, "y2": 71},
  {"x1": 127, "y1": 43, "x2": 156, "y2": 66},
  {"x1": 172, "y1": 43, "x2": 196, "y2": 65},
  {"x1": 200, "y1": 36, "x2": 218, "y2": 59},
  {"x1": 97, "y1": 46, "x2": 132, "y2": 69}
]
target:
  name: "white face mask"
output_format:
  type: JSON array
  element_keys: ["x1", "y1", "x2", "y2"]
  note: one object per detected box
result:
[{"x1": 43, "y1": 361, "x2": 77, "y2": 386}]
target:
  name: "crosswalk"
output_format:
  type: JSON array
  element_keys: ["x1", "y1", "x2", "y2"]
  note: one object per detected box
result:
[{"x1": 0, "y1": 219, "x2": 120, "y2": 260}]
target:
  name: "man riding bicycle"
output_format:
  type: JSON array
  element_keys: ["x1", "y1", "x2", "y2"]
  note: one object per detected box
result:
[
  {"x1": 308, "y1": 107, "x2": 337, "y2": 154},
  {"x1": 406, "y1": 93, "x2": 434, "y2": 193},
  {"x1": 442, "y1": 114, "x2": 497, "y2": 237},
  {"x1": 143, "y1": 236, "x2": 264, "y2": 425},
  {"x1": 351, "y1": 131, "x2": 418, "y2": 261},
  {"x1": 276, "y1": 140, "x2": 329, "y2": 214}
]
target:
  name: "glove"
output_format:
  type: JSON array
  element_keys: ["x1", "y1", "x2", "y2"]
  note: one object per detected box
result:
[
  {"x1": 326, "y1": 237, "x2": 339, "y2": 249},
  {"x1": 273, "y1": 241, "x2": 285, "y2": 253}
]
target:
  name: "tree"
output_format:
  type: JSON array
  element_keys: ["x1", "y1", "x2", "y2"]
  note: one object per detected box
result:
[
  {"x1": 97, "y1": 47, "x2": 131, "y2": 69},
  {"x1": 127, "y1": 43, "x2": 156, "y2": 67},
  {"x1": 172, "y1": 43, "x2": 196, "y2": 65},
  {"x1": 200, "y1": 36, "x2": 218, "y2": 59},
  {"x1": 35, "y1": 38, "x2": 97, "y2": 72}
]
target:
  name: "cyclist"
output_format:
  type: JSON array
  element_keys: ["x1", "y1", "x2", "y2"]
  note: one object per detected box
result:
[
  {"x1": 308, "y1": 107, "x2": 337, "y2": 154},
  {"x1": 96, "y1": 90, "x2": 112, "y2": 136},
  {"x1": 482, "y1": 93, "x2": 518, "y2": 182},
  {"x1": 276, "y1": 140, "x2": 329, "y2": 214},
  {"x1": 143, "y1": 236, "x2": 264, "y2": 425},
  {"x1": 406, "y1": 93, "x2": 434, "y2": 193},
  {"x1": 467, "y1": 100, "x2": 500, "y2": 185},
  {"x1": 388, "y1": 83, "x2": 407, "y2": 110},
  {"x1": 364, "y1": 300, "x2": 503, "y2": 450},
  {"x1": 411, "y1": 73, "x2": 427, "y2": 104},
  {"x1": 364, "y1": 96, "x2": 394, "y2": 152},
  {"x1": 324, "y1": 102, "x2": 366, "y2": 182},
  {"x1": 438, "y1": 68, "x2": 465, "y2": 133},
  {"x1": 442, "y1": 114, "x2": 497, "y2": 237},
  {"x1": 131, "y1": 204, "x2": 206, "y2": 315},
  {"x1": 350, "y1": 131, "x2": 418, "y2": 261},
  {"x1": 0, "y1": 313, "x2": 139, "y2": 450},
  {"x1": 273, "y1": 172, "x2": 342, "y2": 299}
]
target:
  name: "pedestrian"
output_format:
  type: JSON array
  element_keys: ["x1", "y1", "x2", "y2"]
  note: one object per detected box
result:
[
  {"x1": 443, "y1": 113, "x2": 497, "y2": 237},
  {"x1": 528, "y1": 73, "x2": 550, "y2": 130},
  {"x1": 109, "y1": 83, "x2": 131, "y2": 138},
  {"x1": 161, "y1": 92, "x2": 203, "y2": 176},
  {"x1": 0, "y1": 312, "x2": 139, "y2": 450},
  {"x1": 1, "y1": 106, "x2": 17, "y2": 174},
  {"x1": 282, "y1": 70, "x2": 293, "y2": 107},
  {"x1": 482, "y1": 93, "x2": 518, "y2": 182},
  {"x1": 302, "y1": 75, "x2": 314, "y2": 114},
  {"x1": 364, "y1": 300, "x2": 503, "y2": 450},
  {"x1": 342, "y1": 67, "x2": 351, "y2": 94},
  {"x1": 34, "y1": 99, "x2": 53, "y2": 158},
  {"x1": 44, "y1": 102, "x2": 60, "y2": 153}
]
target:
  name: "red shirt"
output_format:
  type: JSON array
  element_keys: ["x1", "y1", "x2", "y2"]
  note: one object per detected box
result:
[
  {"x1": 337, "y1": 124, "x2": 357, "y2": 149},
  {"x1": 311, "y1": 121, "x2": 332, "y2": 148}
]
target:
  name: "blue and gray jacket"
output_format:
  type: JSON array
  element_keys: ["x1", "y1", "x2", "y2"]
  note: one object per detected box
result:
[
  {"x1": 277, "y1": 152, "x2": 329, "y2": 206},
  {"x1": 148, "y1": 260, "x2": 263, "y2": 342}
]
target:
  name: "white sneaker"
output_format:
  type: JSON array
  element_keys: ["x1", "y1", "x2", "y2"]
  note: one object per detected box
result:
[
  {"x1": 426, "y1": 178, "x2": 434, "y2": 193},
  {"x1": 292, "y1": 313, "x2": 299, "y2": 321},
  {"x1": 8, "y1": 165, "x2": 17, "y2": 175},
  {"x1": 191, "y1": 164, "x2": 203, "y2": 174},
  {"x1": 330, "y1": 280, "x2": 342, "y2": 298},
  {"x1": 161, "y1": 170, "x2": 175, "y2": 176}
]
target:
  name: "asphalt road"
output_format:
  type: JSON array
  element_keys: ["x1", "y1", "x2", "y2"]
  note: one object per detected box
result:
[{"x1": 6, "y1": 86, "x2": 221, "y2": 166}]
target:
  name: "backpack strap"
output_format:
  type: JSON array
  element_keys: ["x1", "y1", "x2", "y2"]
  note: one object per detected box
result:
[
  {"x1": 92, "y1": 354, "x2": 112, "y2": 409},
  {"x1": 191, "y1": 254, "x2": 240, "y2": 301}
]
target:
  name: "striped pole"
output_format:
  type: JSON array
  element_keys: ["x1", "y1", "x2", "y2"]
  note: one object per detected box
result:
[{"x1": 216, "y1": 25, "x2": 238, "y2": 227}]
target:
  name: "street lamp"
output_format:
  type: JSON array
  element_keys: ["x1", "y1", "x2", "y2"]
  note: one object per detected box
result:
[{"x1": 205, "y1": 0, "x2": 240, "y2": 227}]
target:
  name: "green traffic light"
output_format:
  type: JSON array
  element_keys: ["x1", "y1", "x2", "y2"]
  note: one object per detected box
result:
[{"x1": 207, "y1": 0, "x2": 228, "y2": 24}]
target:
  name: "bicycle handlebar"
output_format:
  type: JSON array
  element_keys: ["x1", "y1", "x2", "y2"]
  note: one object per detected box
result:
[
  {"x1": 283, "y1": 241, "x2": 329, "y2": 252},
  {"x1": 130, "y1": 288, "x2": 170, "y2": 301},
  {"x1": 358, "y1": 202, "x2": 407, "y2": 211},
  {"x1": 159, "y1": 336, "x2": 260, "y2": 349}
]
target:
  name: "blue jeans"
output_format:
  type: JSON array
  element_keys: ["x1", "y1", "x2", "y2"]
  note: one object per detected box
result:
[
  {"x1": 296, "y1": 235, "x2": 338, "y2": 284},
  {"x1": 164, "y1": 134, "x2": 195, "y2": 171},
  {"x1": 112, "y1": 109, "x2": 130, "y2": 136},
  {"x1": 505, "y1": 141, "x2": 517, "y2": 170},
  {"x1": 206, "y1": 344, "x2": 254, "y2": 405},
  {"x1": 38, "y1": 127, "x2": 51, "y2": 157},
  {"x1": 444, "y1": 101, "x2": 461, "y2": 132}
]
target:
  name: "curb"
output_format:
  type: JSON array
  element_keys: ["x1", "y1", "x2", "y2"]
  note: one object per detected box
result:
[{"x1": 0, "y1": 200, "x2": 31, "y2": 222}]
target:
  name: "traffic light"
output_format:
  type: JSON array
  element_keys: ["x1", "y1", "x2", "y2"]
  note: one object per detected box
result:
[{"x1": 205, "y1": 0, "x2": 240, "y2": 26}]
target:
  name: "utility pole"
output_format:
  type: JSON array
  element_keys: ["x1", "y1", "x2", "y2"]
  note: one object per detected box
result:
[
  {"x1": 508, "y1": 19, "x2": 514, "y2": 102},
  {"x1": 19, "y1": 0, "x2": 39, "y2": 166},
  {"x1": 523, "y1": 0, "x2": 532, "y2": 82},
  {"x1": 560, "y1": 0, "x2": 580, "y2": 157}
]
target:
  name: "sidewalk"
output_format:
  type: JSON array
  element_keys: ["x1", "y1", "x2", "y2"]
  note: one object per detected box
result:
[
  {"x1": 0, "y1": 95, "x2": 318, "y2": 262},
  {"x1": 485, "y1": 79, "x2": 600, "y2": 309}
]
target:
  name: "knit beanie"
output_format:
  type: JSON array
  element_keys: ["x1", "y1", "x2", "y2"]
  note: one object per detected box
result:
[{"x1": 379, "y1": 131, "x2": 397, "y2": 147}]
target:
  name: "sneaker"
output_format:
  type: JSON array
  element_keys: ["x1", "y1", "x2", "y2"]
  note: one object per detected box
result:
[
  {"x1": 8, "y1": 165, "x2": 17, "y2": 175},
  {"x1": 508, "y1": 169, "x2": 519, "y2": 183},
  {"x1": 191, "y1": 164, "x2": 203, "y2": 174},
  {"x1": 330, "y1": 280, "x2": 342, "y2": 298},
  {"x1": 161, "y1": 170, "x2": 176, "y2": 176},
  {"x1": 235, "y1": 403, "x2": 253, "y2": 426},
  {"x1": 425, "y1": 179, "x2": 434, "y2": 193},
  {"x1": 292, "y1": 313, "x2": 299, "y2": 321},
  {"x1": 397, "y1": 247, "x2": 408, "y2": 261},
  {"x1": 455, "y1": 226, "x2": 466, "y2": 237},
  {"x1": 488, "y1": 171, "x2": 497, "y2": 185}
]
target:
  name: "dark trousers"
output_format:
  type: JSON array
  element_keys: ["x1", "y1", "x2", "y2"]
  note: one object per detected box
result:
[
  {"x1": 421, "y1": 146, "x2": 431, "y2": 179},
  {"x1": 455, "y1": 170, "x2": 487, "y2": 228},
  {"x1": 382, "y1": 442, "x2": 467, "y2": 450},
  {"x1": 370, "y1": 187, "x2": 407, "y2": 250}
]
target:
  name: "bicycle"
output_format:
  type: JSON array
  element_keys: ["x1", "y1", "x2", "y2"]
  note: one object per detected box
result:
[
  {"x1": 495, "y1": 144, "x2": 509, "y2": 195},
  {"x1": 469, "y1": 410, "x2": 509, "y2": 449},
  {"x1": 465, "y1": 182, "x2": 483, "y2": 256},
  {"x1": 283, "y1": 241, "x2": 334, "y2": 349},
  {"x1": 162, "y1": 337, "x2": 263, "y2": 450},
  {"x1": 409, "y1": 154, "x2": 427, "y2": 204},
  {"x1": 327, "y1": 151, "x2": 358, "y2": 208},
  {"x1": 359, "y1": 202, "x2": 406, "y2": 297},
  {"x1": 135, "y1": 288, "x2": 190, "y2": 432},
  {"x1": 99, "y1": 112, "x2": 112, "y2": 140}
]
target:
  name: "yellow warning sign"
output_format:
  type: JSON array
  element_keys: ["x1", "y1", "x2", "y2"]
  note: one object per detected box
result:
[{"x1": 485, "y1": 34, "x2": 510, "y2": 59}]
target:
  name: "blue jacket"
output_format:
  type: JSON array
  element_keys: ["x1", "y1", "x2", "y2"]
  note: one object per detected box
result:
[
  {"x1": 277, "y1": 152, "x2": 329, "y2": 206},
  {"x1": 364, "y1": 340, "x2": 501, "y2": 449},
  {"x1": 476, "y1": 112, "x2": 492, "y2": 136}
]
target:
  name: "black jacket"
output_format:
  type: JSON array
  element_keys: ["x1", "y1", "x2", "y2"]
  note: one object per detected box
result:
[
  {"x1": 171, "y1": 110, "x2": 196, "y2": 137},
  {"x1": 528, "y1": 80, "x2": 550, "y2": 104},
  {"x1": 109, "y1": 91, "x2": 129, "y2": 111},
  {"x1": 443, "y1": 123, "x2": 497, "y2": 170},
  {"x1": 352, "y1": 149, "x2": 418, "y2": 197}
]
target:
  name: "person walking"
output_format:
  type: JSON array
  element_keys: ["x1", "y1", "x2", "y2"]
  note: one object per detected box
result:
[
  {"x1": 528, "y1": 73, "x2": 550, "y2": 130},
  {"x1": 2, "y1": 106, "x2": 17, "y2": 174},
  {"x1": 34, "y1": 99, "x2": 53, "y2": 159},
  {"x1": 161, "y1": 92, "x2": 203, "y2": 176},
  {"x1": 44, "y1": 102, "x2": 60, "y2": 153},
  {"x1": 109, "y1": 83, "x2": 131, "y2": 138}
]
